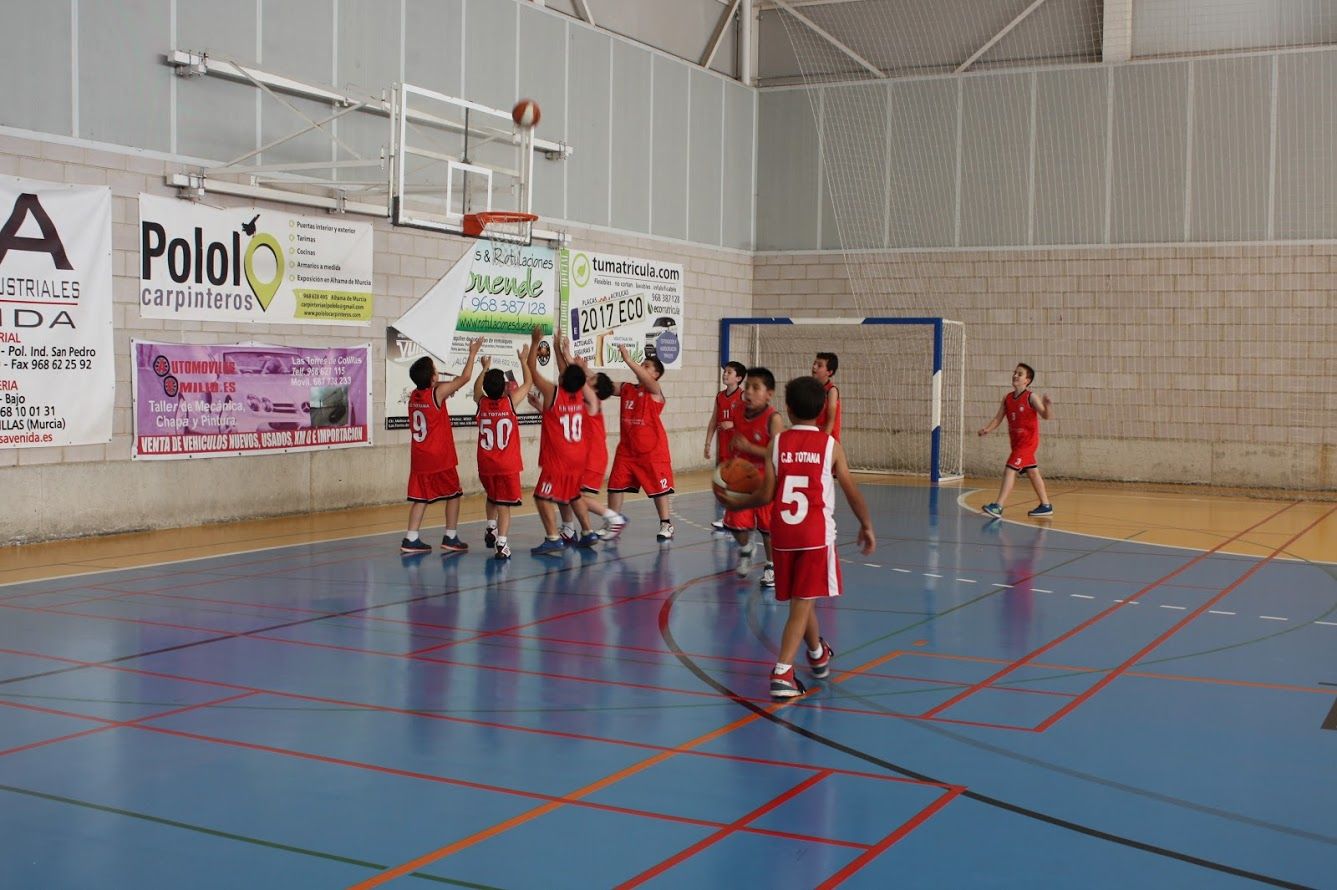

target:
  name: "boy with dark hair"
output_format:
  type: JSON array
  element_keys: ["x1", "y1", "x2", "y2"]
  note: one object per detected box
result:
[
  {"x1": 978, "y1": 362, "x2": 1054, "y2": 518},
  {"x1": 705, "y1": 361, "x2": 747, "y2": 531},
  {"x1": 554, "y1": 333, "x2": 624, "y2": 538},
  {"x1": 718, "y1": 375, "x2": 875, "y2": 699},
  {"x1": 401, "y1": 337, "x2": 484, "y2": 554},
  {"x1": 529, "y1": 340, "x2": 600, "y2": 555},
  {"x1": 472, "y1": 327, "x2": 541, "y2": 559},
  {"x1": 606, "y1": 345, "x2": 674, "y2": 541},
  {"x1": 725, "y1": 367, "x2": 784, "y2": 587},
  {"x1": 811, "y1": 352, "x2": 842, "y2": 440}
]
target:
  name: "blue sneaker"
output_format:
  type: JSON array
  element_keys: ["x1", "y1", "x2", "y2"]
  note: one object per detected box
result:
[
  {"x1": 530, "y1": 537, "x2": 566, "y2": 556},
  {"x1": 1028, "y1": 503, "x2": 1054, "y2": 517},
  {"x1": 982, "y1": 502, "x2": 1003, "y2": 518},
  {"x1": 400, "y1": 538, "x2": 431, "y2": 554},
  {"x1": 576, "y1": 531, "x2": 600, "y2": 548},
  {"x1": 441, "y1": 535, "x2": 469, "y2": 552}
]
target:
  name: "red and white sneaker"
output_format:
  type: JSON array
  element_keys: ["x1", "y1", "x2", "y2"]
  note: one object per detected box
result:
[
  {"x1": 806, "y1": 638, "x2": 834, "y2": 679},
  {"x1": 769, "y1": 666, "x2": 806, "y2": 699}
]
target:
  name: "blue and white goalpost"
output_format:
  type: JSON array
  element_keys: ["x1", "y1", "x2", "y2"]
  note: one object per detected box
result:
[{"x1": 720, "y1": 316, "x2": 965, "y2": 483}]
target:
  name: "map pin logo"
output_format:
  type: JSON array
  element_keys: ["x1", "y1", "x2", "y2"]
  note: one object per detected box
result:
[{"x1": 244, "y1": 233, "x2": 284, "y2": 311}]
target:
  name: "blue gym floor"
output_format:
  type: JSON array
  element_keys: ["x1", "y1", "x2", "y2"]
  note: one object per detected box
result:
[{"x1": 1, "y1": 485, "x2": 1333, "y2": 888}]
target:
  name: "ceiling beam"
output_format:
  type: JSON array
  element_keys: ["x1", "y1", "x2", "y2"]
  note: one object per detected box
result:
[
  {"x1": 955, "y1": 0, "x2": 1051, "y2": 74},
  {"x1": 770, "y1": 0, "x2": 885, "y2": 79},
  {"x1": 571, "y1": 0, "x2": 595, "y2": 26},
  {"x1": 701, "y1": 0, "x2": 742, "y2": 69}
]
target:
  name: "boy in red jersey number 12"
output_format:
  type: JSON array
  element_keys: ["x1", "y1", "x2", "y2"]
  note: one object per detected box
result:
[{"x1": 717, "y1": 376, "x2": 875, "y2": 700}]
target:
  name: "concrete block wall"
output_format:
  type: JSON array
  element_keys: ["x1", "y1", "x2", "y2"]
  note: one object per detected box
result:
[
  {"x1": 0, "y1": 133, "x2": 753, "y2": 543},
  {"x1": 753, "y1": 246, "x2": 1335, "y2": 490}
]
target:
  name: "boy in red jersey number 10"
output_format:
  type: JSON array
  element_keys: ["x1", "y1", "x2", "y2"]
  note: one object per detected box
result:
[
  {"x1": 978, "y1": 362, "x2": 1054, "y2": 518},
  {"x1": 716, "y1": 376, "x2": 875, "y2": 700}
]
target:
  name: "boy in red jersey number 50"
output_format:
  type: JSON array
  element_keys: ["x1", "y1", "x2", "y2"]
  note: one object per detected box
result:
[{"x1": 717, "y1": 376, "x2": 875, "y2": 700}]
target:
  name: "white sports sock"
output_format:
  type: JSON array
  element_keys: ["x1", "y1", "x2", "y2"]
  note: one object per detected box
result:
[
  {"x1": 405, "y1": 531, "x2": 420, "y2": 542},
  {"x1": 445, "y1": 528, "x2": 457, "y2": 538},
  {"x1": 487, "y1": 520, "x2": 498, "y2": 530},
  {"x1": 497, "y1": 536, "x2": 508, "y2": 545},
  {"x1": 808, "y1": 646, "x2": 824, "y2": 659},
  {"x1": 773, "y1": 663, "x2": 792, "y2": 674}
]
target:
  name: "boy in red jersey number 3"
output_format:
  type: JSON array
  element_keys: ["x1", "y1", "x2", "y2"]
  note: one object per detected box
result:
[
  {"x1": 978, "y1": 362, "x2": 1054, "y2": 518},
  {"x1": 717, "y1": 376, "x2": 875, "y2": 699}
]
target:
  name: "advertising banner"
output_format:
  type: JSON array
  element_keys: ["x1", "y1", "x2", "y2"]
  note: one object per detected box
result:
[
  {"x1": 388, "y1": 240, "x2": 557, "y2": 428},
  {"x1": 558, "y1": 249, "x2": 683, "y2": 369},
  {"x1": 133, "y1": 340, "x2": 371, "y2": 459},
  {"x1": 0, "y1": 177, "x2": 113, "y2": 448},
  {"x1": 138, "y1": 194, "x2": 374, "y2": 325}
]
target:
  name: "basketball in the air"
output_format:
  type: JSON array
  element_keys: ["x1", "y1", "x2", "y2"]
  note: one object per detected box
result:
[
  {"x1": 512, "y1": 98, "x2": 541, "y2": 128},
  {"x1": 713, "y1": 457, "x2": 762, "y2": 504}
]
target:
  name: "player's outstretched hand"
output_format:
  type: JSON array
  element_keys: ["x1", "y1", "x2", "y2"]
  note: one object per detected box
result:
[
  {"x1": 480, "y1": 355, "x2": 492, "y2": 370},
  {"x1": 467, "y1": 336, "x2": 484, "y2": 354},
  {"x1": 516, "y1": 344, "x2": 530, "y2": 364},
  {"x1": 1041, "y1": 393, "x2": 1053, "y2": 409},
  {"x1": 857, "y1": 524, "x2": 876, "y2": 555}
]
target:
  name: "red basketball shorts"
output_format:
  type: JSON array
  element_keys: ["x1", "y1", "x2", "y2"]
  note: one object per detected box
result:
[
  {"x1": 772, "y1": 546, "x2": 842, "y2": 602},
  {"x1": 724, "y1": 501, "x2": 773, "y2": 534},
  {"x1": 480, "y1": 472, "x2": 522, "y2": 506},
  {"x1": 407, "y1": 466, "x2": 462, "y2": 503},
  {"x1": 535, "y1": 467, "x2": 583, "y2": 504},
  {"x1": 607, "y1": 454, "x2": 675, "y2": 497}
]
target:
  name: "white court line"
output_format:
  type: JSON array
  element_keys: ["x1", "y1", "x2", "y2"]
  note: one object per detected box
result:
[
  {"x1": 924, "y1": 573, "x2": 942, "y2": 578},
  {"x1": 1160, "y1": 605, "x2": 1188, "y2": 611},
  {"x1": 1208, "y1": 610, "x2": 1236, "y2": 616},
  {"x1": 864, "y1": 563, "x2": 880, "y2": 568},
  {"x1": 1259, "y1": 615, "x2": 1288, "y2": 621},
  {"x1": 893, "y1": 568, "x2": 911, "y2": 573},
  {"x1": 955, "y1": 578, "x2": 977, "y2": 584},
  {"x1": 992, "y1": 583, "x2": 1012, "y2": 589},
  {"x1": 1317, "y1": 621, "x2": 1337, "y2": 626},
  {"x1": 1071, "y1": 594, "x2": 1095, "y2": 599},
  {"x1": 1113, "y1": 599, "x2": 1139, "y2": 604},
  {"x1": 1033, "y1": 588, "x2": 1053, "y2": 593}
]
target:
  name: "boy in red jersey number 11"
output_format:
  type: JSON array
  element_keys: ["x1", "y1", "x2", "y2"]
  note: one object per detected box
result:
[
  {"x1": 978, "y1": 362, "x2": 1054, "y2": 518},
  {"x1": 716, "y1": 376, "x2": 875, "y2": 700}
]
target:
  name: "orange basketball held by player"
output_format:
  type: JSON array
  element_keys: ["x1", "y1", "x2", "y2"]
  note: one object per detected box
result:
[
  {"x1": 512, "y1": 98, "x2": 541, "y2": 129},
  {"x1": 712, "y1": 456, "x2": 763, "y2": 505}
]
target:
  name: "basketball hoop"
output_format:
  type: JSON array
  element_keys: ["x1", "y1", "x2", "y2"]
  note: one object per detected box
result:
[{"x1": 462, "y1": 210, "x2": 538, "y2": 245}]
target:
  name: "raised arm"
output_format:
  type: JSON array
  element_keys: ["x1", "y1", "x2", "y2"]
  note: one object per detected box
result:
[
  {"x1": 618, "y1": 344, "x2": 663, "y2": 399},
  {"x1": 472, "y1": 354, "x2": 491, "y2": 403},
  {"x1": 436, "y1": 337, "x2": 484, "y2": 400},
  {"x1": 1031, "y1": 391, "x2": 1053, "y2": 420},
  {"x1": 529, "y1": 325, "x2": 556, "y2": 409},
  {"x1": 508, "y1": 326, "x2": 542, "y2": 410},
  {"x1": 832, "y1": 440, "x2": 875, "y2": 555}
]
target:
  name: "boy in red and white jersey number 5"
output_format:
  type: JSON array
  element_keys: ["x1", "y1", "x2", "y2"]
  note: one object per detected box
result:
[{"x1": 717, "y1": 376, "x2": 875, "y2": 699}]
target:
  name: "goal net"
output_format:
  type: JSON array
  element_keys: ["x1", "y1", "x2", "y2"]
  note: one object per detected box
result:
[{"x1": 722, "y1": 317, "x2": 965, "y2": 482}]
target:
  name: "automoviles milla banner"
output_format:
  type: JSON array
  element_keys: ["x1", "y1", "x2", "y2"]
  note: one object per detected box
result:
[{"x1": 132, "y1": 340, "x2": 372, "y2": 460}]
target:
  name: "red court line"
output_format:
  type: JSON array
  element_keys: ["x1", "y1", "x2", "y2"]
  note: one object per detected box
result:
[
  {"x1": 0, "y1": 691, "x2": 256, "y2": 758},
  {"x1": 1033, "y1": 503, "x2": 1337, "y2": 731},
  {"x1": 615, "y1": 771, "x2": 833, "y2": 889},
  {"x1": 2, "y1": 595, "x2": 1048, "y2": 729},
  {"x1": 920, "y1": 501, "x2": 1300, "y2": 720},
  {"x1": 815, "y1": 786, "x2": 965, "y2": 888},
  {"x1": 0, "y1": 645, "x2": 956, "y2": 789}
]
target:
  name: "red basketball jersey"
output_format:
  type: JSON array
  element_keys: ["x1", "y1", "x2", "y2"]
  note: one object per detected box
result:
[
  {"x1": 586, "y1": 402, "x2": 608, "y2": 468},
  {"x1": 769, "y1": 426, "x2": 836, "y2": 551},
  {"x1": 714, "y1": 387, "x2": 743, "y2": 458},
  {"x1": 618, "y1": 382, "x2": 669, "y2": 460},
  {"x1": 540, "y1": 387, "x2": 588, "y2": 468},
  {"x1": 476, "y1": 395, "x2": 522, "y2": 475},
  {"x1": 1005, "y1": 389, "x2": 1039, "y2": 450},
  {"x1": 731, "y1": 404, "x2": 778, "y2": 471},
  {"x1": 814, "y1": 380, "x2": 842, "y2": 440},
  {"x1": 408, "y1": 387, "x2": 457, "y2": 474}
]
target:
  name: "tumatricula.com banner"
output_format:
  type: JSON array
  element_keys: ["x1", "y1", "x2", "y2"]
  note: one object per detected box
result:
[
  {"x1": 138, "y1": 194, "x2": 374, "y2": 325},
  {"x1": 0, "y1": 177, "x2": 113, "y2": 448},
  {"x1": 132, "y1": 340, "x2": 372, "y2": 460}
]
